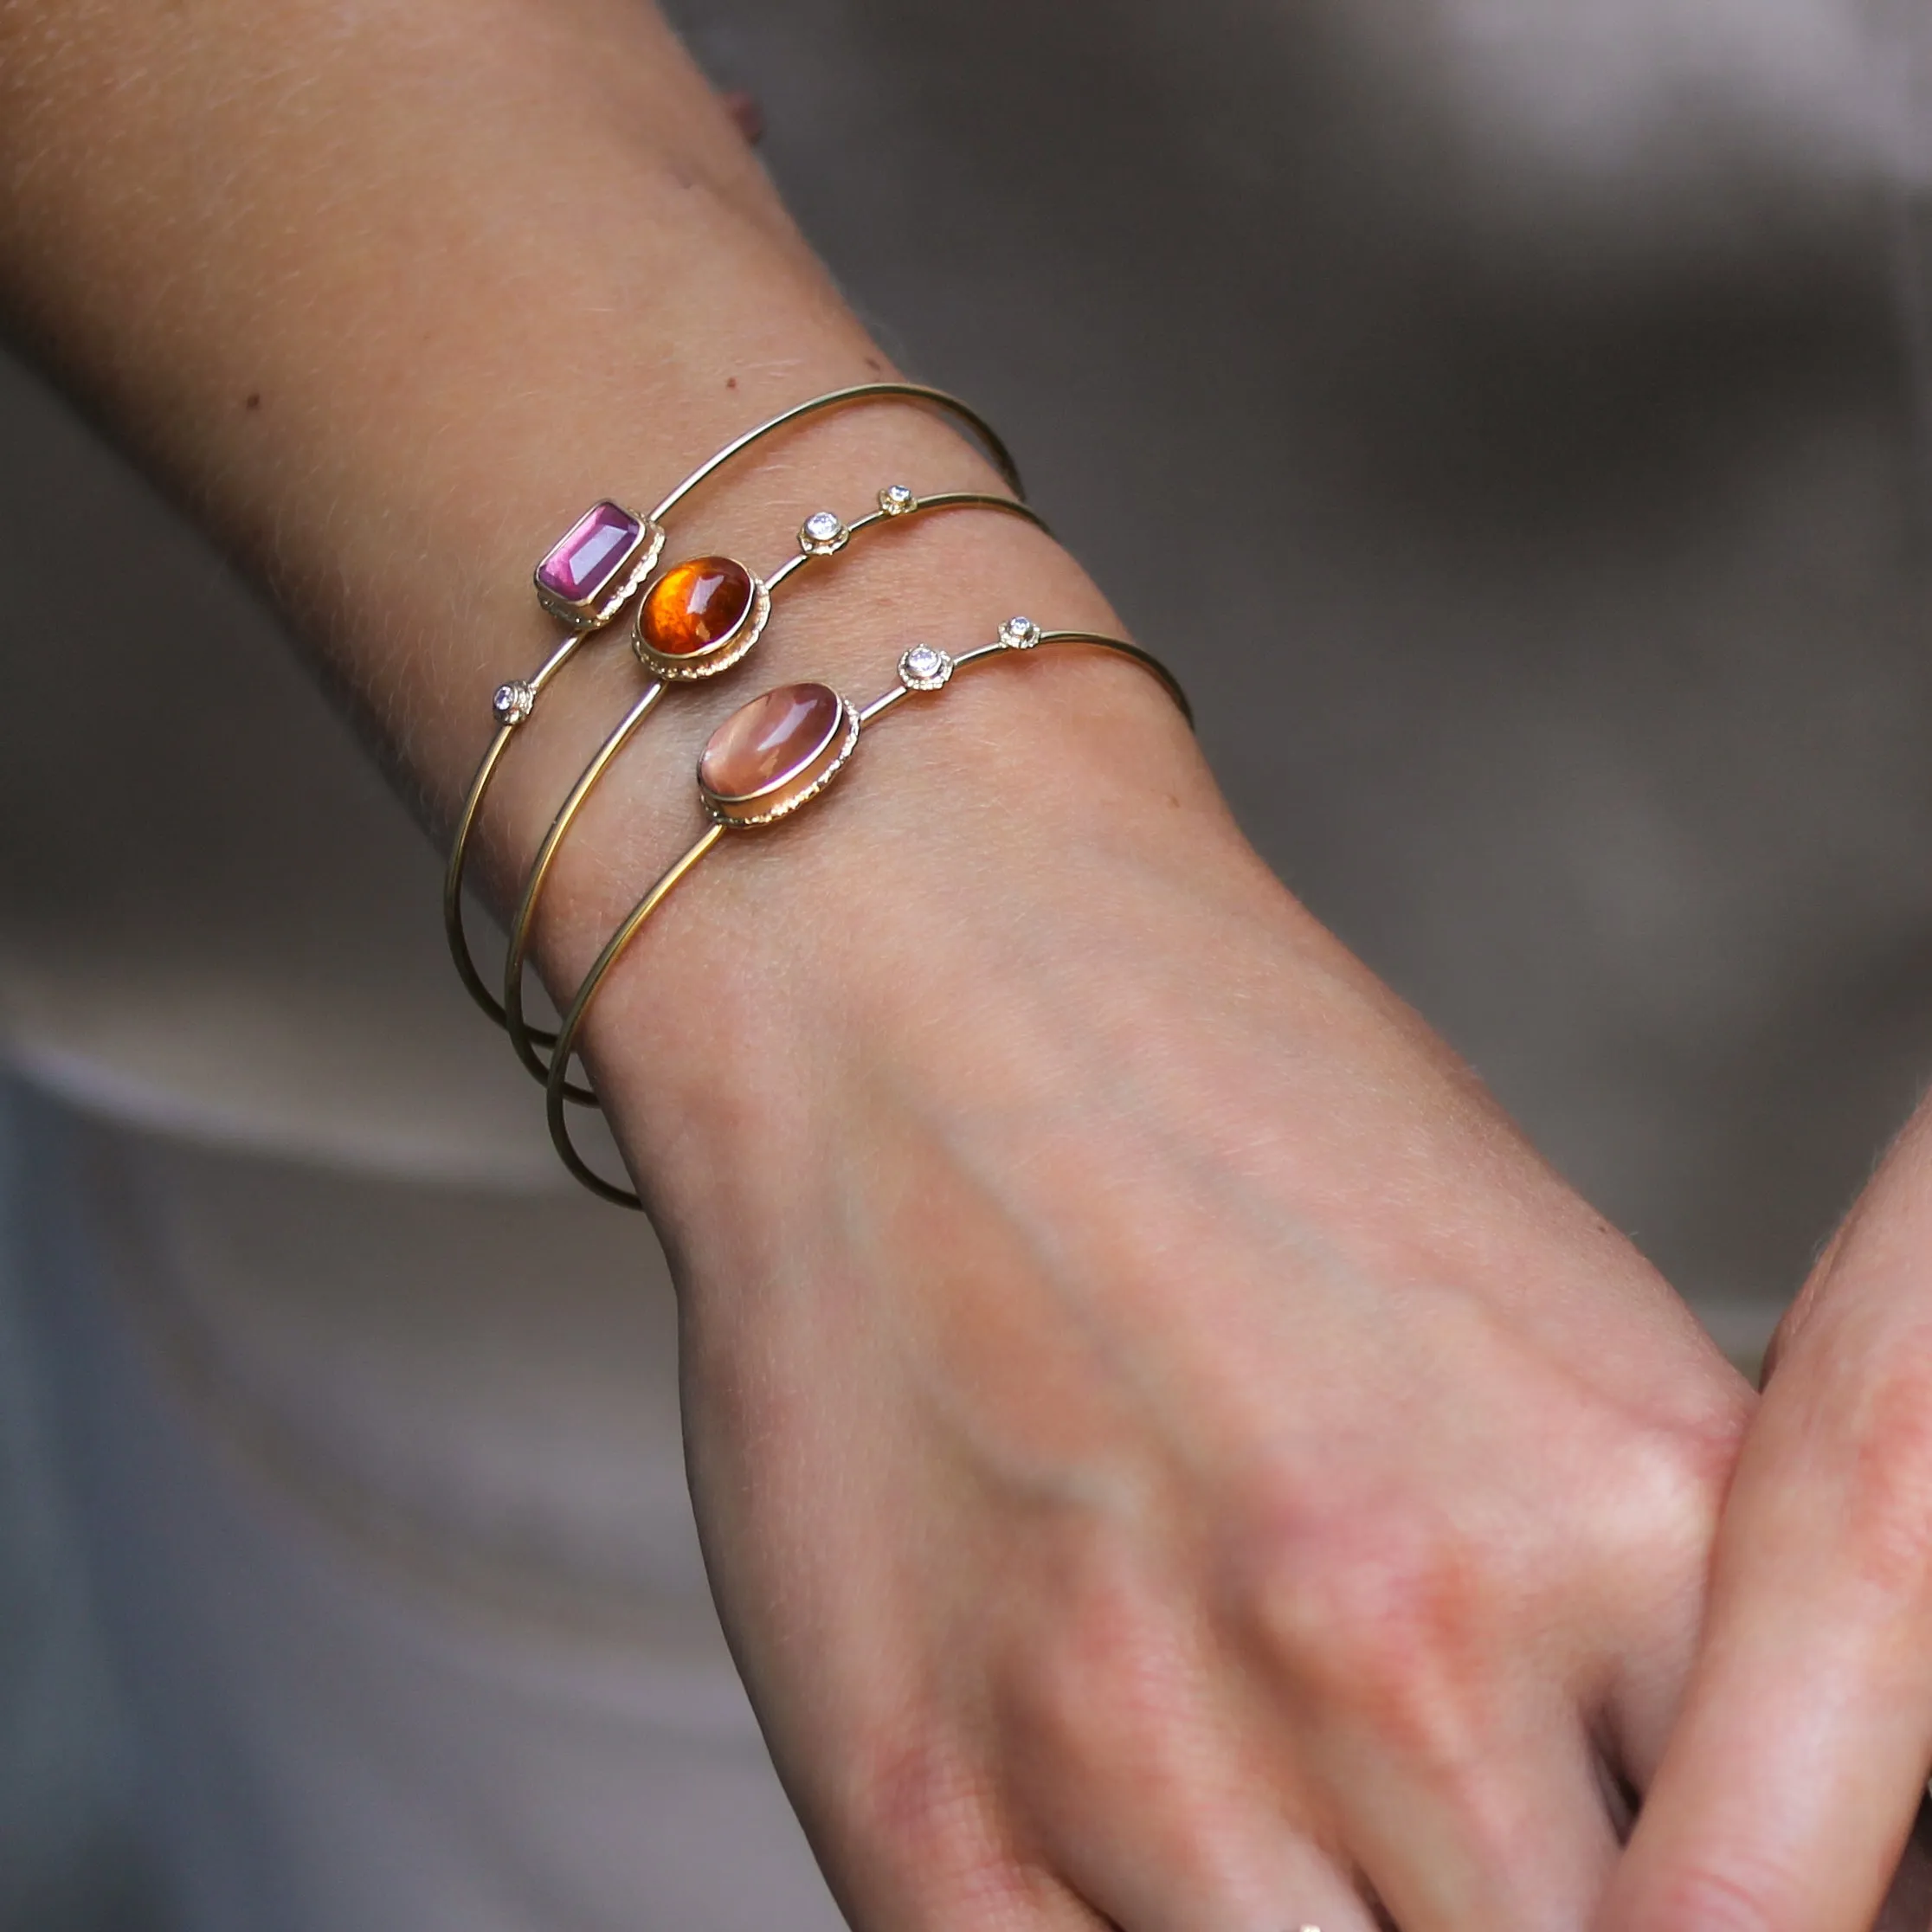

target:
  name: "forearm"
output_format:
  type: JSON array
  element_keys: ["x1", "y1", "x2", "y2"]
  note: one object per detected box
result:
[
  {"x1": 0, "y1": 0, "x2": 1211, "y2": 1080},
  {"x1": 2, "y1": 0, "x2": 838, "y2": 691}
]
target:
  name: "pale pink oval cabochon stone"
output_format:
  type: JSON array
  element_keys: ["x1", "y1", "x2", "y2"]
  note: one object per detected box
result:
[{"x1": 700, "y1": 683, "x2": 843, "y2": 801}]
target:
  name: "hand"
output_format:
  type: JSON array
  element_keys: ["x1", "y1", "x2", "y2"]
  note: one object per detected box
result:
[
  {"x1": 1600, "y1": 1098, "x2": 1932, "y2": 1932},
  {"x1": 574, "y1": 662, "x2": 1754, "y2": 1932}
]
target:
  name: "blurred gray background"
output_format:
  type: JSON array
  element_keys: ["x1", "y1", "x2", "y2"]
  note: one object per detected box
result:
[{"x1": 0, "y1": 1090, "x2": 156, "y2": 1929}]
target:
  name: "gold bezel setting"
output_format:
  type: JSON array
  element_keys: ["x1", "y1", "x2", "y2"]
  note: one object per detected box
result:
[
  {"x1": 798, "y1": 509, "x2": 852, "y2": 557},
  {"x1": 634, "y1": 569, "x2": 771, "y2": 682},
  {"x1": 492, "y1": 679, "x2": 538, "y2": 726},
  {"x1": 898, "y1": 644, "x2": 954, "y2": 692},
  {"x1": 532, "y1": 511, "x2": 665, "y2": 630},
  {"x1": 701, "y1": 695, "x2": 861, "y2": 828}
]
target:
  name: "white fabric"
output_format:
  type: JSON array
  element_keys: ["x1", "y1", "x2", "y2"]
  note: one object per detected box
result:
[{"x1": 12, "y1": 1092, "x2": 841, "y2": 1931}]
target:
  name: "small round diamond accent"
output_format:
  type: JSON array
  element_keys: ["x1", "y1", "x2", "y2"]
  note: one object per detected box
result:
[
  {"x1": 999, "y1": 615, "x2": 1042, "y2": 650},
  {"x1": 800, "y1": 510, "x2": 850, "y2": 556},
  {"x1": 493, "y1": 680, "x2": 536, "y2": 726},
  {"x1": 898, "y1": 644, "x2": 954, "y2": 692},
  {"x1": 878, "y1": 483, "x2": 916, "y2": 517}
]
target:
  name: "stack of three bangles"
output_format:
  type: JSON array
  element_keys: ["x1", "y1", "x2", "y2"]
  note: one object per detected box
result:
[
  {"x1": 444, "y1": 380, "x2": 1036, "y2": 1035},
  {"x1": 445, "y1": 383, "x2": 1191, "y2": 1206}
]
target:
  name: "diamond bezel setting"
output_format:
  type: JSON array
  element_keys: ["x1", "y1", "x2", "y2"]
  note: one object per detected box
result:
[
  {"x1": 799, "y1": 510, "x2": 851, "y2": 557},
  {"x1": 493, "y1": 680, "x2": 537, "y2": 727},
  {"x1": 898, "y1": 644, "x2": 954, "y2": 692},
  {"x1": 878, "y1": 484, "x2": 917, "y2": 518},
  {"x1": 1000, "y1": 615, "x2": 1043, "y2": 650}
]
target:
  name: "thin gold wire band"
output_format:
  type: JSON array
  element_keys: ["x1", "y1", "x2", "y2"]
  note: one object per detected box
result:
[
  {"x1": 506, "y1": 486, "x2": 1050, "y2": 1096},
  {"x1": 442, "y1": 382, "x2": 1026, "y2": 1027},
  {"x1": 545, "y1": 621, "x2": 1194, "y2": 1208}
]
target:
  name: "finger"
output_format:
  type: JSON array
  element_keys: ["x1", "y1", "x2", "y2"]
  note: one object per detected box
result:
[
  {"x1": 1598, "y1": 1620, "x2": 1698, "y2": 1800},
  {"x1": 1317, "y1": 1702, "x2": 1622, "y2": 1932},
  {"x1": 1599, "y1": 1195, "x2": 1932, "y2": 1932},
  {"x1": 1593, "y1": 1507, "x2": 1712, "y2": 1797},
  {"x1": 1057, "y1": 1811, "x2": 1379, "y2": 1932},
  {"x1": 992, "y1": 1581, "x2": 1379, "y2": 1932},
  {"x1": 1016, "y1": 1697, "x2": 1375, "y2": 1932},
  {"x1": 1244, "y1": 1493, "x2": 1628, "y2": 1930},
  {"x1": 817, "y1": 1744, "x2": 1117, "y2": 1932}
]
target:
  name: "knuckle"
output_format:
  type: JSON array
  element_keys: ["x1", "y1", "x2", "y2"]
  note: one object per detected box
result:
[
  {"x1": 835, "y1": 1731, "x2": 1063, "y2": 1932},
  {"x1": 1637, "y1": 1854, "x2": 1790, "y2": 1932},
  {"x1": 1007, "y1": 1562, "x2": 1187, "y2": 1777},
  {"x1": 1602, "y1": 1411, "x2": 1739, "y2": 1575},
  {"x1": 1233, "y1": 1484, "x2": 1486, "y2": 1754},
  {"x1": 840, "y1": 1723, "x2": 1001, "y2": 1886}
]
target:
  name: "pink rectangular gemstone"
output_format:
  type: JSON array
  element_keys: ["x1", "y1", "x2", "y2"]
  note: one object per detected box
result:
[{"x1": 538, "y1": 501, "x2": 642, "y2": 602}]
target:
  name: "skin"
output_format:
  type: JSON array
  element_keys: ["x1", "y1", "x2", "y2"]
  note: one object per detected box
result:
[
  {"x1": 1601, "y1": 1105, "x2": 1932, "y2": 1932},
  {"x1": 0, "y1": 1, "x2": 1825, "y2": 1926}
]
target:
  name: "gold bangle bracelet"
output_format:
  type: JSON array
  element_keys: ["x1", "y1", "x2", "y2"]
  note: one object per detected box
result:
[
  {"x1": 442, "y1": 383, "x2": 1025, "y2": 1027},
  {"x1": 545, "y1": 619, "x2": 1194, "y2": 1208},
  {"x1": 505, "y1": 486, "x2": 1051, "y2": 1097}
]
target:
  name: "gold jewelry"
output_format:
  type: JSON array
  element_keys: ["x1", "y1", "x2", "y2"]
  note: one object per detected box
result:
[
  {"x1": 443, "y1": 383, "x2": 1024, "y2": 1027},
  {"x1": 544, "y1": 619, "x2": 1193, "y2": 1208},
  {"x1": 504, "y1": 486, "x2": 1051, "y2": 1093}
]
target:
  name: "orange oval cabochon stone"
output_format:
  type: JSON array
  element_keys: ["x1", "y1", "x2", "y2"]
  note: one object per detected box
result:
[{"x1": 641, "y1": 556, "x2": 754, "y2": 656}]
